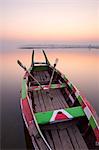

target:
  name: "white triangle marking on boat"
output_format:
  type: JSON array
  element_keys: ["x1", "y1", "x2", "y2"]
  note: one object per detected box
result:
[{"x1": 50, "y1": 109, "x2": 73, "y2": 122}]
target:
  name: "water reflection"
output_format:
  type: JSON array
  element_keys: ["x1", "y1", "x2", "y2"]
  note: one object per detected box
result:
[{"x1": 1, "y1": 49, "x2": 99, "y2": 149}]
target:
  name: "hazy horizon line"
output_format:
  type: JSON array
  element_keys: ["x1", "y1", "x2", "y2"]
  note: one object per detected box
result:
[{"x1": 20, "y1": 43, "x2": 99, "y2": 49}]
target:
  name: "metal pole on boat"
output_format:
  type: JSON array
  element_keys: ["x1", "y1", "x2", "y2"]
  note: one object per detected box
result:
[
  {"x1": 31, "y1": 50, "x2": 34, "y2": 66},
  {"x1": 17, "y1": 60, "x2": 43, "y2": 90},
  {"x1": 42, "y1": 49, "x2": 50, "y2": 65},
  {"x1": 49, "y1": 58, "x2": 58, "y2": 87}
]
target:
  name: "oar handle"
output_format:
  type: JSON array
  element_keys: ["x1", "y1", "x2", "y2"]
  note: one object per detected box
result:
[
  {"x1": 17, "y1": 60, "x2": 27, "y2": 71},
  {"x1": 17, "y1": 59, "x2": 44, "y2": 90},
  {"x1": 54, "y1": 58, "x2": 58, "y2": 67},
  {"x1": 49, "y1": 58, "x2": 58, "y2": 87}
]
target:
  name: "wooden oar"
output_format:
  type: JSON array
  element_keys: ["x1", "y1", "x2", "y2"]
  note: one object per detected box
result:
[
  {"x1": 44, "y1": 58, "x2": 58, "y2": 100},
  {"x1": 17, "y1": 60, "x2": 43, "y2": 90},
  {"x1": 17, "y1": 60, "x2": 53, "y2": 100},
  {"x1": 49, "y1": 58, "x2": 58, "y2": 87},
  {"x1": 17, "y1": 60, "x2": 52, "y2": 150}
]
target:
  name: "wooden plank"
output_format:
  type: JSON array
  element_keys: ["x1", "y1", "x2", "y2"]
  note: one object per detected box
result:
[
  {"x1": 66, "y1": 126, "x2": 80, "y2": 150},
  {"x1": 34, "y1": 71, "x2": 39, "y2": 81},
  {"x1": 70, "y1": 125, "x2": 88, "y2": 150},
  {"x1": 31, "y1": 80, "x2": 49, "y2": 85},
  {"x1": 31, "y1": 135, "x2": 40, "y2": 150},
  {"x1": 41, "y1": 90, "x2": 54, "y2": 111},
  {"x1": 28, "y1": 122, "x2": 40, "y2": 150},
  {"x1": 51, "y1": 130, "x2": 63, "y2": 150},
  {"x1": 29, "y1": 122, "x2": 49, "y2": 150},
  {"x1": 36, "y1": 71, "x2": 41, "y2": 82},
  {"x1": 37, "y1": 90, "x2": 46, "y2": 112},
  {"x1": 58, "y1": 129, "x2": 74, "y2": 150},
  {"x1": 38, "y1": 72, "x2": 42, "y2": 82},
  {"x1": 56, "y1": 89, "x2": 69, "y2": 108},
  {"x1": 52, "y1": 89, "x2": 62, "y2": 109},
  {"x1": 41, "y1": 120, "x2": 78, "y2": 131},
  {"x1": 44, "y1": 131, "x2": 55, "y2": 150},
  {"x1": 67, "y1": 125, "x2": 88, "y2": 150},
  {"x1": 44, "y1": 71, "x2": 50, "y2": 81},
  {"x1": 41, "y1": 122, "x2": 88, "y2": 150},
  {"x1": 39, "y1": 72, "x2": 44, "y2": 82},
  {"x1": 35, "y1": 136, "x2": 48, "y2": 150},
  {"x1": 57, "y1": 89, "x2": 69, "y2": 108},
  {"x1": 54, "y1": 89, "x2": 66, "y2": 109},
  {"x1": 41, "y1": 71, "x2": 47, "y2": 81},
  {"x1": 50, "y1": 89, "x2": 62, "y2": 110},
  {"x1": 33, "y1": 91, "x2": 42, "y2": 112}
]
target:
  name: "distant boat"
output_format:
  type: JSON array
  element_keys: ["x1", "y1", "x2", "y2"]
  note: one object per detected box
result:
[{"x1": 17, "y1": 50, "x2": 99, "y2": 150}]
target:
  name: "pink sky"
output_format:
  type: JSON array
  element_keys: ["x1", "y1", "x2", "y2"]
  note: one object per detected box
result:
[{"x1": 1, "y1": 0, "x2": 99, "y2": 43}]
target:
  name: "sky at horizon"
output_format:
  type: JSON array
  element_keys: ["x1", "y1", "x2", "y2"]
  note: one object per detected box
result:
[{"x1": 1, "y1": 0, "x2": 99, "y2": 45}]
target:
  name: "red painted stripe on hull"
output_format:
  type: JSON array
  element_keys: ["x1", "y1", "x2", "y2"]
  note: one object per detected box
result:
[
  {"x1": 94, "y1": 128, "x2": 99, "y2": 142},
  {"x1": 65, "y1": 88, "x2": 69, "y2": 96},
  {"x1": 81, "y1": 101, "x2": 86, "y2": 109},
  {"x1": 22, "y1": 98, "x2": 33, "y2": 125}
]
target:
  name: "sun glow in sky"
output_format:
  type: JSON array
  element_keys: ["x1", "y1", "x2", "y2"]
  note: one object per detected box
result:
[{"x1": 1, "y1": 0, "x2": 99, "y2": 43}]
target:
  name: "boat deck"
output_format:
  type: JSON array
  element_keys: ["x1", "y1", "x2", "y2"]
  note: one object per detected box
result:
[
  {"x1": 32, "y1": 71, "x2": 68, "y2": 112},
  {"x1": 29, "y1": 120, "x2": 88, "y2": 150},
  {"x1": 33, "y1": 88, "x2": 69, "y2": 112},
  {"x1": 30, "y1": 71, "x2": 88, "y2": 150}
]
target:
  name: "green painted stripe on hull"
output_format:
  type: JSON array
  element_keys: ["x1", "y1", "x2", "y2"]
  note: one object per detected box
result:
[
  {"x1": 33, "y1": 66, "x2": 48, "y2": 71},
  {"x1": 77, "y1": 95, "x2": 83, "y2": 103},
  {"x1": 35, "y1": 106, "x2": 85, "y2": 124},
  {"x1": 89, "y1": 116, "x2": 97, "y2": 129},
  {"x1": 22, "y1": 79, "x2": 27, "y2": 99},
  {"x1": 69, "y1": 83, "x2": 73, "y2": 89},
  {"x1": 63, "y1": 76, "x2": 68, "y2": 80}
]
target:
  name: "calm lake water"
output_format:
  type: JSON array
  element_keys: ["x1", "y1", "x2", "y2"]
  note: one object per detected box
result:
[{"x1": 1, "y1": 48, "x2": 99, "y2": 149}]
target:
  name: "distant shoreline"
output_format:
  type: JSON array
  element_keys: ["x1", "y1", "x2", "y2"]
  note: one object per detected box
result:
[{"x1": 20, "y1": 45, "x2": 99, "y2": 49}]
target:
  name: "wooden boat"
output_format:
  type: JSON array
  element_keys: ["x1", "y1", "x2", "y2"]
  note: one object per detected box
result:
[{"x1": 18, "y1": 50, "x2": 99, "y2": 150}]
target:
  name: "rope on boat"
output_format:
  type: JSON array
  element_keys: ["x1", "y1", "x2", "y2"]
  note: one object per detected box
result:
[{"x1": 27, "y1": 96, "x2": 52, "y2": 150}]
